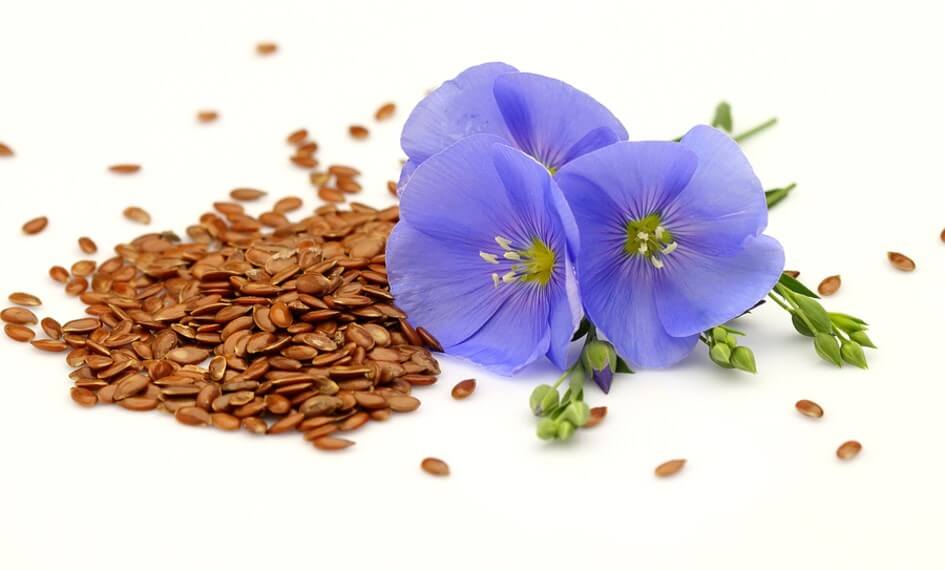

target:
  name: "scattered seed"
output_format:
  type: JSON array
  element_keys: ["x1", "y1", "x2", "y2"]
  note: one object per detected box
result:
[
  {"x1": 817, "y1": 275, "x2": 841, "y2": 296},
  {"x1": 71, "y1": 260, "x2": 96, "y2": 277},
  {"x1": 77, "y1": 236, "x2": 98, "y2": 254},
  {"x1": 197, "y1": 110, "x2": 219, "y2": 123},
  {"x1": 654, "y1": 459, "x2": 686, "y2": 478},
  {"x1": 887, "y1": 251, "x2": 915, "y2": 272},
  {"x1": 374, "y1": 102, "x2": 396, "y2": 121},
  {"x1": 421, "y1": 457, "x2": 450, "y2": 476},
  {"x1": 318, "y1": 187, "x2": 345, "y2": 203},
  {"x1": 241, "y1": 416, "x2": 268, "y2": 434},
  {"x1": 312, "y1": 436, "x2": 355, "y2": 451},
  {"x1": 795, "y1": 399, "x2": 824, "y2": 418},
  {"x1": 940, "y1": 228, "x2": 945, "y2": 243},
  {"x1": 836, "y1": 440, "x2": 862, "y2": 460},
  {"x1": 230, "y1": 188, "x2": 267, "y2": 201},
  {"x1": 176, "y1": 406, "x2": 211, "y2": 426},
  {"x1": 211, "y1": 412, "x2": 240, "y2": 431},
  {"x1": 40, "y1": 317, "x2": 62, "y2": 339},
  {"x1": 451, "y1": 379, "x2": 476, "y2": 400},
  {"x1": 0, "y1": 142, "x2": 12, "y2": 156},
  {"x1": 22, "y1": 216, "x2": 48, "y2": 235},
  {"x1": 31, "y1": 339, "x2": 69, "y2": 352},
  {"x1": 49, "y1": 266, "x2": 69, "y2": 283},
  {"x1": 123, "y1": 206, "x2": 151, "y2": 225},
  {"x1": 287, "y1": 129, "x2": 308, "y2": 145},
  {"x1": 387, "y1": 180, "x2": 398, "y2": 196},
  {"x1": 348, "y1": 125, "x2": 369, "y2": 140},
  {"x1": 273, "y1": 196, "x2": 303, "y2": 213},
  {"x1": 783, "y1": 270, "x2": 800, "y2": 278},
  {"x1": 2, "y1": 307, "x2": 38, "y2": 325},
  {"x1": 109, "y1": 164, "x2": 140, "y2": 174},
  {"x1": 256, "y1": 42, "x2": 278, "y2": 55},
  {"x1": 70, "y1": 387, "x2": 97, "y2": 407},
  {"x1": 8, "y1": 292, "x2": 41, "y2": 307},
  {"x1": 4, "y1": 323, "x2": 34, "y2": 342},
  {"x1": 387, "y1": 395, "x2": 421, "y2": 412},
  {"x1": 584, "y1": 406, "x2": 608, "y2": 428}
]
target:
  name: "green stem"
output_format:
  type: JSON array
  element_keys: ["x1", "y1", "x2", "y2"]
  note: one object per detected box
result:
[
  {"x1": 734, "y1": 117, "x2": 777, "y2": 143},
  {"x1": 773, "y1": 284, "x2": 819, "y2": 334},
  {"x1": 766, "y1": 290, "x2": 792, "y2": 311}
]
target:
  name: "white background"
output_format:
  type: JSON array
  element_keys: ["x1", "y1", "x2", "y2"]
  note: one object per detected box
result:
[{"x1": 1, "y1": 1, "x2": 943, "y2": 568}]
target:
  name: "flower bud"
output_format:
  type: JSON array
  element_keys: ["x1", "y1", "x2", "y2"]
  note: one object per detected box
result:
[
  {"x1": 556, "y1": 420, "x2": 576, "y2": 441},
  {"x1": 813, "y1": 333, "x2": 842, "y2": 366},
  {"x1": 840, "y1": 340, "x2": 868, "y2": 369},
  {"x1": 712, "y1": 327, "x2": 728, "y2": 344},
  {"x1": 536, "y1": 417, "x2": 558, "y2": 440},
  {"x1": 583, "y1": 340, "x2": 613, "y2": 372},
  {"x1": 730, "y1": 346, "x2": 757, "y2": 373},
  {"x1": 530, "y1": 385, "x2": 557, "y2": 416},
  {"x1": 849, "y1": 330, "x2": 876, "y2": 348},
  {"x1": 829, "y1": 312, "x2": 868, "y2": 334},
  {"x1": 562, "y1": 401, "x2": 591, "y2": 427},
  {"x1": 709, "y1": 342, "x2": 733, "y2": 368},
  {"x1": 792, "y1": 313, "x2": 814, "y2": 337},
  {"x1": 592, "y1": 366, "x2": 614, "y2": 394}
]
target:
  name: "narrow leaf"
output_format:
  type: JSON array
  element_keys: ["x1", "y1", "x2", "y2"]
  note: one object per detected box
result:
[
  {"x1": 765, "y1": 183, "x2": 796, "y2": 208},
  {"x1": 712, "y1": 101, "x2": 733, "y2": 133},
  {"x1": 778, "y1": 272, "x2": 820, "y2": 299}
]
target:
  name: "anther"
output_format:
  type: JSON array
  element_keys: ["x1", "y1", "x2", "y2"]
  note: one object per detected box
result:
[
  {"x1": 501, "y1": 271, "x2": 518, "y2": 283},
  {"x1": 491, "y1": 273, "x2": 500, "y2": 288},
  {"x1": 503, "y1": 251, "x2": 522, "y2": 261},
  {"x1": 495, "y1": 236, "x2": 513, "y2": 250},
  {"x1": 661, "y1": 242, "x2": 677, "y2": 255},
  {"x1": 650, "y1": 257, "x2": 664, "y2": 269},
  {"x1": 480, "y1": 252, "x2": 499, "y2": 264}
]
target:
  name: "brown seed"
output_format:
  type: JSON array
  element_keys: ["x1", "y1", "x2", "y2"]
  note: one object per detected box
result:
[
  {"x1": 114, "y1": 374, "x2": 149, "y2": 401},
  {"x1": 387, "y1": 180, "x2": 398, "y2": 196},
  {"x1": 230, "y1": 188, "x2": 267, "y2": 201},
  {"x1": 241, "y1": 417, "x2": 268, "y2": 434},
  {"x1": 5, "y1": 324, "x2": 35, "y2": 342},
  {"x1": 2, "y1": 307, "x2": 37, "y2": 324},
  {"x1": 387, "y1": 395, "x2": 421, "y2": 413},
  {"x1": 338, "y1": 411, "x2": 369, "y2": 432},
  {"x1": 77, "y1": 236, "x2": 98, "y2": 254},
  {"x1": 119, "y1": 396, "x2": 158, "y2": 411},
  {"x1": 123, "y1": 206, "x2": 151, "y2": 225},
  {"x1": 71, "y1": 260, "x2": 96, "y2": 277},
  {"x1": 273, "y1": 196, "x2": 303, "y2": 214},
  {"x1": 31, "y1": 339, "x2": 69, "y2": 352},
  {"x1": 197, "y1": 110, "x2": 219, "y2": 123},
  {"x1": 817, "y1": 275, "x2": 841, "y2": 296},
  {"x1": 354, "y1": 392, "x2": 387, "y2": 409},
  {"x1": 783, "y1": 270, "x2": 800, "y2": 278},
  {"x1": 22, "y1": 216, "x2": 48, "y2": 235},
  {"x1": 451, "y1": 379, "x2": 477, "y2": 400},
  {"x1": 940, "y1": 227, "x2": 945, "y2": 243},
  {"x1": 40, "y1": 317, "x2": 62, "y2": 339},
  {"x1": 584, "y1": 406, "x2": 608, "y2": 428},
  {"x1": 312, "y1": 436, "x2": 355, "y2": 451},
  {"x1": 70, "y1": 387, "x2": 97, "y2": 407},
  {"x1": 887, "y1": 251, "x2": 915, "y2": 272},
  {"x1": 318, "y1": 187, "x2": 345, "y2": 203},
  {"x1": 109, "y1": 164, "x2": 140, "y2": 174},
  {"x1": 64, "y1": 277, "x2": 87, "y2": 296},
  {"x1": 836, "y1": 440, "x2": 862, "y2": 460},
  {"x1": 211, "y1": 412, "x2": 241, "y2": 431},
  {"x1": 256, "y1": 42, "x2": 278, "y2": 55},
  {"x1": 61, "y1": 317, "x2": 100, "y2": 333},
  {"x1": 166, "y1": 346, "x2": 210, "y2": 364},
  {"x1": 374, "y1": 102, "x2": 396, "y2": 121},
  {"x1": 795, "y1": 399, "x2": 824, "y2": 418},
  {"x1": 49, "y1": 266, "x2": 69, "y2": 283},
  {"x1": 420, "y1": 457, "x2": 450, "y2": 476},
  {"x1": 8, "y1": 292, "x2": 41, "y2": 307},
  {"x1": 264, "y1": 394, "x2": 291, "y2": 415},
  {"x1": 176, "y1": 406, "x2": 211, "y2": 426},
  {"x1": 348, "y1": 125, "x2": 369, "y2": 140},
  {"x1": 0, "y1": 142, "x2": 12, "y2": 156},
  {"x1": 268, "y1": 411, "x2": 304, "y2": 434},
  {"x1": 417, "y1": 327, "x2": 444, "y2": 352},
  {"x1": 655, "y1": 459, "x2": 686, "y2": 478},
  {"x1": 287, "y1": 129, "x2": 308, "y2": 145}
]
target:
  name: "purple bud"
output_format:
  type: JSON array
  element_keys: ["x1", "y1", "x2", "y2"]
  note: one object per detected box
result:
[{"x1": 592, "y1": 366, "x2": 614, "y2": 394}]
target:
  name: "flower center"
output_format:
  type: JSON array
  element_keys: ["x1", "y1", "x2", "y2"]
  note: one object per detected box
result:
[
  {"x1": 624, "y1": 213, "x2": 677, "y2": 269},
  {"x1": 480, "y1": 235, "x2": 556, "y2": 287}
]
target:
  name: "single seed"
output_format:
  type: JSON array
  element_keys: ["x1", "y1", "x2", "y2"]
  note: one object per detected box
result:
[
  {"x1": 49, "y1": 266, "x2": 69, "y2": 283},
  {"x1": 2, "y1": 307, "x2": 38, "y2": 325},
  {"x1": 61, "y1": 318, "x2": 100, "y2": 333},
  {"x1": 387, "y1": 395, "x2": 421, "y2": 412},
  {"x1": 273, "y1": 196, "x2": 303, "y2": 213},
  {"x1": 0, "y1": 142, "x2": 12, "y2": 156},
  {"x1": 197, "y1": 110, "x2": 219, "y2": 123},
  {"x1": 783, "y1": 270, "x2": 800, "y2": 278},
  {"x1": 71, "y1": 260, "x2": 96, "y2": 277},
  {"x1": 318, "y1": 187, "x2": 345, "y2": 203},
  {"x1": 8, "y1": 292, "x2": 41, "y2": 307},
  {"x1": 70, "y1": 387, "x2": 97, "y2": 407},
  {"x1": 241, "y1": 417, "x2": 268, "y2": 434},
  {"x1": 451, "y1": 378, "x2": 476, "y2": 400},
  {"x1": 348, "y1": 125, "x2": 369, "y2": 140},
  {"x1": 109, "y1": 164, "x2": 140, "y2": 174},
  {"x1": 41, "y1": 317, "x2": 62, "y2": 339},
  {"x1": 78, "y1": 237, "x2": 98, "y2": 254},
  {"x1": 585, "y1": 406, "x2": 608, "y2": 428},
  {"x1": 123, "y1": 207, "x2": 151, "y2": 225},
  {"x1": 268, "y1": 412, "x2": 304, "y2": 434},
  {"x1": 230, "y1": 188, "x2": 267, "y2": 201},
  {"x1": 387, "y1": 180, "x2": 398, "y2": 196},
  {"x1": 795, "y1": 399, "x2": 824, "y2": 418},
  {"x1": 940, "y1": 227, "x2": 945, "y2": 243},
  {"x1": 211, "y1": 412, "x2": 241, "y2": 430},
  {"x1": 119, "y1": 397, "x2": 159, "y2": 411},
  {"x1": 22, "y1": 216, "x2": 48, "y2": 235},
  {"x1": 417, "y1": 327, "x2": 443, "y2": 352},
  {"x1": 31, "y1": 339, "x2": 69, "y2": 352},
  {"x1": 175, "y1": 406, "x2": 211, "y2": 426},
  {"x1": 4, "y1": 324, "x2": 34, "y2": 342},
  {"x1": 836, "y1": 440, "x2": 862, "y2": 460},
  {"x1": 256, "y1": 42, "x2": 278, "y2": 55},
  {"x1": 817, "y1": 275, "x2": 841, "y2": 296},
  {"x1": 655, "y1": 459, "x2": 686, "y2": 478},
  {"x1": 287, "y1": 129, "x2": 308, "y2": 145},
  {"x1": 312, "y1": 436, "x2": 355, "y2": 451},
  {"x1": 374, "y1": 102, "x2": 396, "y2": 121},
  {"x1": 887, "y1": 251, "x2": 915, "y2": 272},
  {"x1": 420, "y1": 457, "x2": 449, "y2": 476}
]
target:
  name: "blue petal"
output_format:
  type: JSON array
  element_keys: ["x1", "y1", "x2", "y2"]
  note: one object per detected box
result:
[
  {"x1": 400, "y1": 62, "x2": 517, "y2": 164},
  {"x1": 655, "y1": 235, "x2": 785, "y2": 337},
  {"x1": 556, "y1": 141, "x2": 698, "y2": 223},
  {"x1": 663, "y1": 125, "x2": 768, "y2": 255},
  {"x1": 492, "y1": 72, "x2": 628, "y2": 170},
  {"x1": 396, "y1": 158, "x2": 419, "y2": 192},
  {"x1": 545, "y1": 254, "x2": 582, "y2": 369}
]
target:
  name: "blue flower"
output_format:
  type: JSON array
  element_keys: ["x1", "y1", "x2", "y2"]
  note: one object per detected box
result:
[
  {"x1": 556, "y1": 125, "x2": 785, "y2": 368},
  {"x1": 387, "y1": 135, "x2": 582, "y2": 374},
  {"x1": 399, "y1": 62, "x2": 627, "y2": 188}
]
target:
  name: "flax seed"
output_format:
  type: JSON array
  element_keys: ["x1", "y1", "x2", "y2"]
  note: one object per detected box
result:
[
  {"x1": 230, "y1": 188, "x2": 267, "y2": 201},
  {"x1": 887, "y1": 252, "x2": 915, "y2": 272},
  {"x1": 70, "y1": 387, "x2": 98, "y2": 407},
  {"x1": 836, "y1": 440, "x2": 862, "y2": 460},
  {"x1": 795, "y1": 399, "x2": 824, "y2": 418},
  {"x1": 585, "y1": 406, "x2": 607, "y2": 428},
  {"x1": 2, "y1": 307, "x2": 38, "y2": 325},
  {"x1": 387, "y1": 180, "x2": 398, "y2": 196},
  {"x1": 256, "y1": 42, "x2": 278, "y2": 55},
  {"x1": 123, "y1": 207, "x2": 151, "y2": 225},
  {"x1": 818, "y1": 275, "x2": 841, "y2": 296},
  {"x1": 109, "y1": 164, "x2": 140, "y2": 174},
  {"x1": 31, "y1": 339, "x2": 69, "y2": 352},
  {"x1": 49, "y1": 266, "x2": 69, "y2": 283},
  {"x1": 374, "y1": 102, "x2": 396, "y2": 121},
  {"x1": 0, "y1": 142, "x2": 12, "y2": 156},
  {"x1": 22, "y1": 216, "x2": 48, "y2": 235},
  {"x1": 348, "y1": 125, "x2": 369, "y2": 140},
  {"x1": 451, "y1": 379, "x2": 476, "y2": 400},
  {"x1": 655, "y1": 459, "x2": 686, "y2": 478},
  {"x1": 41, "y1": 317, "x2": 62, "y2": 340},
  {"x1": 421, "y1": 457, "x2": 449, "y2": 476},
  {"x1": 312, "y1": 436, "x2": 355, "y2": 450},
  {"x1": 78, "y1": 237, "x2": 98, "y2": 254},
  {"x1": 287, "y1": 129, "x2": 308, "y2": 145},
  {"x1": 197, "y1": 110, "x2": 219, "y2": 123},
  {"x1": 4, "y1": 324, "x2": 34, "y2": 342}
]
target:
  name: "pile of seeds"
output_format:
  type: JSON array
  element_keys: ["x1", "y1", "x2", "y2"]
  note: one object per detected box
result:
[{"x1": 3, "y1": 200, "x2": 442, "y2": 452}]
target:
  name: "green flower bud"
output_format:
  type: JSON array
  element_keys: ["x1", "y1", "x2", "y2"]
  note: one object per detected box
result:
[
  {"x1": 840, "y1": 340, "x2": 868, "y2": 369},
  {"x1": 536, "y1": 417, "x2": 558, "y2": 440},
  {"x1": 791, "y1": 294, "x2": 832, "y2": 334},
  {"x1": 530, "y1": 385, "x2": 558, "y2": 416},
  {"x1": 709, "y1": 342, "x2": 733, "y2": 368},
  {"x1": 792, "y1": 313, "x2": 814, "y2": 337},
  {"x1": 725, "y1": 334, "x2": 738, "y2": 348},
  {"x1": 712, "y1": 327, "x2": 728, "y2": 344},
  {"x1": 850, "y1": 330, "x2": 876, "y2": 349},
  {"x1": 813, "y1": 333, "x2": 843, "y2": 367},
  {"x1": 562, "y1": 401, "x2": 591, "y2": 427},
  {"x1": 829, "y1": 312, "x2": 868, "y2": 334},
  {"x1": 583, "y1": 340, "x2": 613, "y2": 372},
  {"x1": 556, "y1": 420, "x2": 576, "y2": 441},
  {"x1": 730, "y1": 346, "x2": 757, "y2": 373}
]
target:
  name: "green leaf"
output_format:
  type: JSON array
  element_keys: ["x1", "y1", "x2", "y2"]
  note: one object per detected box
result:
[
  {"x1": 712, "y1": 101, "x2": 733, "y2": 132},
  {"x1": 791, "y1": 294, "x2": 834, "y2": 334},
  {"x1": 778, "y1": 273, "x2": 820, "y2": 299},
  {"x1": 570, "y1": 318, "x2": 591, "y2": 342},
  {"x1": 615, "y1": 357, "x2": 634, "y2": 374},
  {"x1": 765, "y1": 183, "x2": 796, "y2": 208},
  {"x1": 814, "y1": 333, "x2": 843, "y2": 366},
  {"x1": 719, "y1": 325, "x2": 746, "y2": 336}
]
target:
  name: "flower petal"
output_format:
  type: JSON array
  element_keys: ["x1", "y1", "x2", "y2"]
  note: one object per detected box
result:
[
  {"x1": 663, "y1": 125, "x2": 768, "y2": 255},
  {"x1": 555, "y1": 141, "x2": 698, "y2": 222},
  {"x1": 400, "y1": 62, "x2": 517, "y2": 164},
  {"x1": 656, "y1": 235, "x2": 785, "y2": 337},
  {"x1": 396, "y1": 158, "x2": 419, "y2": 192},
  {"x1": 492, "y1": 72, "x2": 628, "y2": 170},
  {"x1": 545, "y1": 255, "x2": 582, "y2": 369}
]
